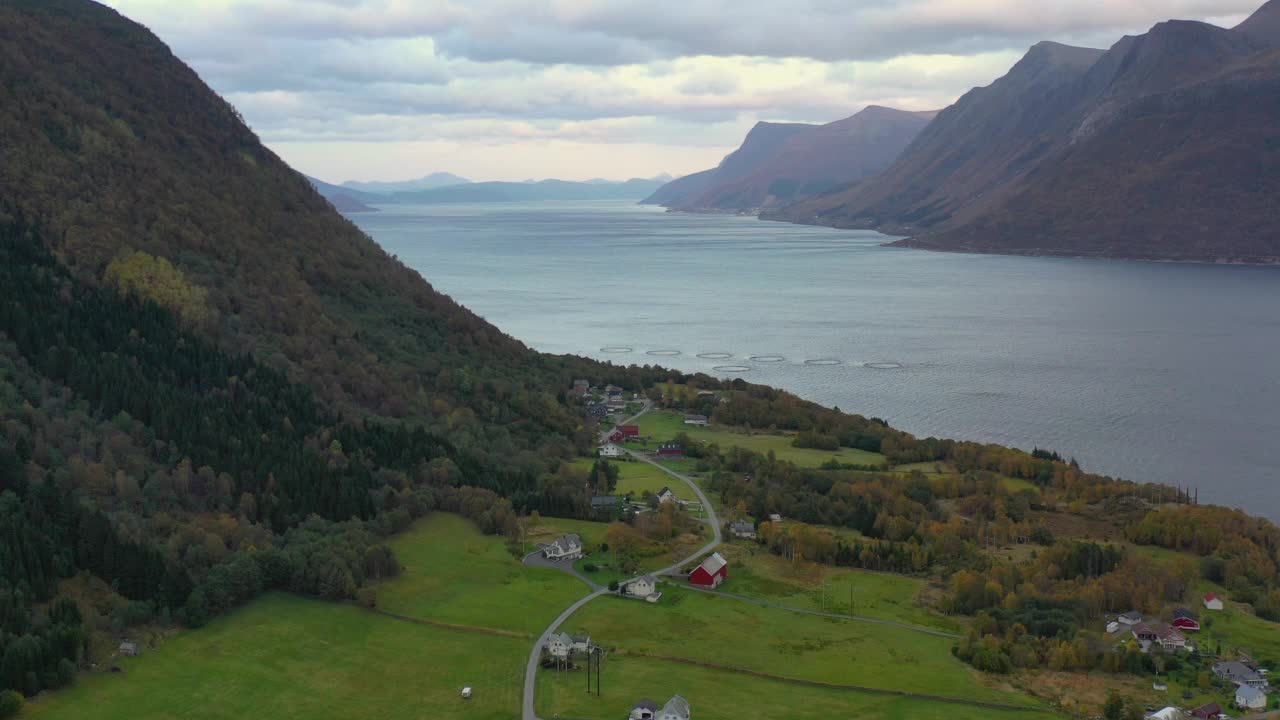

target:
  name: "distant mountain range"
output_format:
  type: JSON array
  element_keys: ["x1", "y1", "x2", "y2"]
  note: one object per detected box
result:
[
  {"x1": 340, "y1": 172, "x2": 471, "y2": 194},
  {"x1": 768, "y1": 0, "x2": 1280, "y2": 263},
  {"x1": 307, "y1": 175, "x2": 665, "y2": 209},
  {"x1": 644, "y1": 106, "x2": 936, "y2": 212}
]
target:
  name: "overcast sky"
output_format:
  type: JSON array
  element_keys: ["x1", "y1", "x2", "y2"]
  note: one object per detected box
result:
[{"x1": 102, "y1": 0, "x2": 1258, "y2": 183}]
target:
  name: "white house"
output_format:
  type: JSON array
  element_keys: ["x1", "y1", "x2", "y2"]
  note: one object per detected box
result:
[
  {"x1": 630, "y1": 699, "x2": 661, "y2": 720},
  {"x1": 729, "y1": 520, "x2": 756, "y2": 539},
  {"x1": 543, "y1": 533, "x2": 583, "y2": 561},
  {"x1": 657, "y1": 695, "x2": 691, "y2": 720},
  {"x1": 769, "y1": 513, "x2": 783, "y2": 523},
  {"x1": 656, "y1": 487, "x2": 675, "y2": 504},
  {"x1": 1204, "y1": 593, "x2": 1225, "y2": 611},
  {"x1": 1236, "y1": 685, "x2": 1267, "y2": 711},
  {"x1": 619, "y1": 575, "x2": 661, "y2": 602},
  {"x1": 599, "y1": 443, "x2": 623, "y2": 458},
  {"x1": 1118, "y1": 611, "x2": 1143, "y2": 626},
  {"x1": 545, "y1": 632, "x2": 591, "y2": 659}
]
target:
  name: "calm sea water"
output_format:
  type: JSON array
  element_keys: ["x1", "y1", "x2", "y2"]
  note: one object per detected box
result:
[{"x1": 352, "y1": 201, "x2": 1280, "y2": 520}]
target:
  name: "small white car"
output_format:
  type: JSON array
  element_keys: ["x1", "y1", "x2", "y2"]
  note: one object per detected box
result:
[{"x1": 461, "y1": 687, "x2": 472, "y2": 699}]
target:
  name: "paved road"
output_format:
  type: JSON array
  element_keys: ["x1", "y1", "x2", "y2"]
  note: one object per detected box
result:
[
  {"x1": 676, "y1": 584, "x2": 960, "y2": 639},
  {"x1": 521, "y1": 401, "x2": 723, "y2": 720}
]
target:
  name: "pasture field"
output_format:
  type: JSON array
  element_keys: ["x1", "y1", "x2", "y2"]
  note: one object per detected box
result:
[
  {"x1": 719, "y1": 545, "x2": 959, "y2": 632},
  {"x1": 567, "y1": 586, "x2": 1036, "y2": 706},
  {"x1": 26, "y1": 594, "x2": 528, "y2": 720},
  {"x1": 633, "y1": 410, "x2": 887, "y2": 468},
  {"x1": 376, "y1": 513, "x2": 593, "y2": 634},
  {"x1": 538, "y1": 654, "x2": 1055, "y2": 720}
]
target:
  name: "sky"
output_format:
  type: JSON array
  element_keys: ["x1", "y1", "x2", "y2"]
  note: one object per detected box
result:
[{"x1": 102, "y1": 0, "x2": 1260, "y2": 183}]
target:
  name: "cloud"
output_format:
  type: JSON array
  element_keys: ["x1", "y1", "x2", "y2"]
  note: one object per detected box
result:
[{"x1": 101, "y1": 0, "x2": 1265, "y2": 180}]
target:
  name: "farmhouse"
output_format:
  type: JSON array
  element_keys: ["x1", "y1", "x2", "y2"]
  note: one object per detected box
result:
[
  {"x1": 619, "y1": 425, "x2": 640, "y2": 439},
  {"x1": 543, "y1": 534, "x2": 583, "y2": 561},
  {"x1": 545, "y1": 632, "x2": 592, "y2": 659},
  {"x1": 730, "y1": 520, "x2": 756, "y2": 539},
  {"x1": 1118, "y1": 610, "x2": 1143, "y2": 626},
  {"x1": 1172, "y1": 609, "x2": 1201, "y2": 631},
  {"x1": 657, "y1": 695, "x2": 691, "y2": 720},
  {"x1": 656, "y1": 444, "x2": 683, "y2": 457},
  {"x1": 619, "y1": 575, "x2": 661, "y2": 602},
  {"x1": 1213, "y1": 661, "x2": 1267, "y2": 688},
  {"x1": 118, "y1": 641, "x2": 139, "y2": 657},
  {"x1": 690, "y1": 552, "x2": 728, "y2": 588},
  {"x1": 1155, "y1": 625, "x2": 1187, "y2": 650},
  {"x1": 1204, "y1": 593, "x2": 1224, "y2": 611},
  {"x1": 629, "y1": 699, "x2": 661, "y2": 720},
  {"x1": 682, "y1": 414, "x2": 709, "y2": 426},
  {"x1": 1236, "y1": 685, "x2": 1267, "y2": 711},
  {"x1": 599, "y1": 443, "x2": 623, "y2": 458},
  {"x1": 1133, "y1": 622, "x2": 1160, "y2": 644},
  {"x1": 656, "y1": 487, "x2": 676, "y2": 504},
  {"x1": 1191, "y1": 702, "x2": 1223, "y2": 720}
]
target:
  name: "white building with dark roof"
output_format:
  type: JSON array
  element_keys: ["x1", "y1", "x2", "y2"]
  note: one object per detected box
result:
[{"x1": 543, "y1": 533, "x2": 583, "y2": 561}]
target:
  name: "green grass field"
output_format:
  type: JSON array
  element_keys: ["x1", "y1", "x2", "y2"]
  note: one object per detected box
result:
[
  {"x1": 722, "y1": 546, "x2": 958, "y2": 632},
  {"x1": 538, "y1": 653, "x2": 1054, "y2": 720},
  {"x1": 376, "y1": 513, "x2": 593, "y2": 635},
  {"x1": 27, "y1": 594, "x2": 529, "y2": 720},
  {"x1": 567, "y1": 586, "x2": 1033, "y2": 706},
  {"x1": 634, "y1": 411, "x2": 887, "y2": 468}
]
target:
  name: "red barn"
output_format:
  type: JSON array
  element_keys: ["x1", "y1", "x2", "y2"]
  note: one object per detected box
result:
[
  {"x1": 1172, "y1": 609, "x2": 1201, "y2": 631},
  {"x1": 656, "y1": 444, "x2": 683, "y2": 457},
  {"x1": 690, "y1": 552, "x2": 728, "y2": 588},
  {"x1": 608, "y1": 430, "x2": 625, "y2": 443},
  {"x1": 619, "y1": 425, "x2": 640, "y2": 439}
]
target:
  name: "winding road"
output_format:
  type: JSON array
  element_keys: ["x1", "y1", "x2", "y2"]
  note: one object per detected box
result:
[{"x1": 520, "y1": 402, "x2": 723, "y2": 720}]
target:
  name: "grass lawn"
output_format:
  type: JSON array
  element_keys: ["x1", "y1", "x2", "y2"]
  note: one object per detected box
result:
[
  {"x1": 27, "y1": 594, "x2": 529, "y2": 720},
  {"x1": 634, "y1": 410, "x2": 887, "y2": 468},
  {"x1": 719, "y1": 545, "x2": 959, "y2": 632},
  {"x1": 568, "y1": 586, "x2": 1036, "y2": 706},
  {"x1": 538, "y1": 654, "x2": 1056, "y2": 720},
  {"x1": 375, "y1": 513, "x2": 593, "y2": 635},
  {"x1": 613, "y1": 459, "x2": 693, "y2": 500}
]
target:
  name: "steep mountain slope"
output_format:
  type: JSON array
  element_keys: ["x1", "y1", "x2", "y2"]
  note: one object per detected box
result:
[
  {"x1": 641, "y1": 121, "x2": 814, "y2": 207},
  {"x1": 689, "y1": 106, "x2": 937, "y2": 211},
  {"x1": 769, "y1": 42, "x2": 1106, "y2": 231},
  {"x1": 774, "y1": 1, "x2": 1280, "y2": 262},
  {"x1": 0, "y1": 0, "x2": 593, "y2": 432}
]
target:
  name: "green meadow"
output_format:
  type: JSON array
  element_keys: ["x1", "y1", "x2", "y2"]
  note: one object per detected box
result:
[
  {"x1": 568, "y1": 586, "x2": 1035, "y2": 705},
  {"x1": 633, "y1": 410, "x2": 887, "y2": 468},
  {"x1": 538, "y1": 653, "x2": 1054, "y2": 720},
  {"x1": 27, "y1": 594, "x2": 528, "y2": 720},
  {"x1": 376, "y1": 513, "x2": 593, "y2": 634}
]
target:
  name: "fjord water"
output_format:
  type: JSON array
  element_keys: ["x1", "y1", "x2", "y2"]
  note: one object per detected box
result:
[{"x1": 353, "y1": 201, "x2": 1280, "y2": 520}]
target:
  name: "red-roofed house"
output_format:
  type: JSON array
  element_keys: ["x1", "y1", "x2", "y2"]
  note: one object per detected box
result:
[
  {"x1": 1203, "y1": 594, "x2": 1224, "y2": 611},
  {"x1": 690, "y1": 552, "x2": 728, "y2": 588},
  {"x1": 608, "y1": 430, "x2": 625, "y2": 444},
  {"x1": 1191, "y1": 703, "x2": 1223, "y2": 720},
  {"x1": 619, "y1": 425, "x2": 640, "y2": 439}
]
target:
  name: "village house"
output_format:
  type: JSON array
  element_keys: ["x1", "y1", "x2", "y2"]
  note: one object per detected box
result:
[
  {"x1": 690, "y1": 552, "x2": 728, "y2": 589},
  {"x1": 619, "y1": 575, "x2": 661, "y2": 602},
  {"x1": 656, "y1": 444, "x2": 683, "y2": 457},
  {"x1": 1236, "y1": 685, "x2": 1268, "y2": 711},
  {"x1": 1155, "y1": 624, "x2": 1187, "y2": 650},
  {"x1": 769, "y1": 513, "x2": 783, "y2": 523},
  {"x1": 545, "y1": 632, "x2": 592, "y2": 660},
  {"x1": 619, "y1": 425, "x2": 640, "y2": 439},
  {"x1": 1213, "y1": 661, "x2": 1268, "y2": 689},
  {"x1": 1133, "y1": 622, "x2": 1160, "y2": 644},
  {"x1": 729, "y1": 520, "x2": 756, "y2": 539},
  {"x1": 1203, "y1": 593, "x2": 1224, "y2": 611},
  {"x1": 682, "y1": 414, "x2": 709, "y2": 426},
  {"x1": 1172, "y1": 609, "x2": 1201, "y2": 632},
  {"x1": 1191, "y1": 702, "x2": 1223, "y2": 720},
  {"x1": 570, "y1": 379, "x2": 590, "y2": 397},
  {"x1": 657, "y1": 695, "x2": 691, "y2": 720},
  {"x1": 118, "y1": 641, "x2": 139, "y2": 657},
  {"x1": 543, "y1": 533, "x2": 583, "y2": 561},
  {"x1": 1118, "y1": 611, "x2": 1143, "y2": 626},
  {"x1": 629, "y1": 699, "x2": 661, "y2": 720},
  {"x1": 656, "y1": 487, "x2": 675, "y2": 504},
  {"x1": 599, "y1": 443, "x2": 623, "y2": 458}
]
